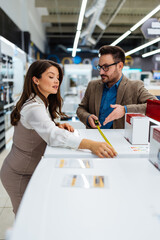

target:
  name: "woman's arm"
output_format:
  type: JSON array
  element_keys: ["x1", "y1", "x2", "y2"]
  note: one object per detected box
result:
[
  {"x1": 22, "y1": 102, "x2": 117, "y2": 158},
  {"x1": 79, "y1": 139, "x2": 117, "y2": 158}
]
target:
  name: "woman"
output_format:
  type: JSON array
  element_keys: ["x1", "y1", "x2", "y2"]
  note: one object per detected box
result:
[{"x1": 0, "y1": 60, "x2": 116, "y2": 214}]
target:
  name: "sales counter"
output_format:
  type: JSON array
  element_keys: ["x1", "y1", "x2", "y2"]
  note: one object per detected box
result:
[
  {"x1": 44, "y1": 129, "x2": 149, "y2": 158},
  {"x1": 10, "y1": 157, "x2": 160, "y2": 240}
]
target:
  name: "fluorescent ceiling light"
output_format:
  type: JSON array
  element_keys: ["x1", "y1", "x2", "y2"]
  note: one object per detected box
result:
[
  {"x1": 67, "y1": 48, "x2": 81, "y2": 52},
  {"x1": 72, "y1": 30, "x2": 81, "y2": 57},
  {"x1": 77, "y1": 0, "x2": 88, "y2": 31},
  {"x1": 72, "y1": 0, "x2": 88, "y2": 57},
  {"x1": 110, "y1": 4, "x2": 160, "y2": 46},
  {"x1": 125, "y1": 37, "x2": 160, "y2": 56},
  {"x1": 142, "y1": 48, "x2": 160, "y2": 58},
  {"x1": 130, "y1": 5, "x2": 160, "y2": 31},
  {"x1": 111, "y1": 30, "x2": 131, "y2": 46}
]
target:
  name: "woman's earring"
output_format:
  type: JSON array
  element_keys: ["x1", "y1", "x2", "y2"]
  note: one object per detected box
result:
[{"x1": 33, "y1": 77, "x2": 39, "y2": 85}]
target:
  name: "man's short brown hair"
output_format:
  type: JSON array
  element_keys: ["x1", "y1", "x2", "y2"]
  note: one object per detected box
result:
[{"x1": 99, "y1": 45, "x2": 125, "y2": 64}]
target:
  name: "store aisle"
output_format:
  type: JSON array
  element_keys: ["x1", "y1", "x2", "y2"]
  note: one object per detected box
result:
[{"x1": 0, "y1": 135, "x2": 14, "y2": 239}]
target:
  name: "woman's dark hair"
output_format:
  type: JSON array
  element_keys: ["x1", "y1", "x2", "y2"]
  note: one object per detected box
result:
[
  {"x1": 99, "y1": 45, "x2": 125, "y2": 64},
  {"x1": 11, "y1": 59, "x2": 65, "y2": 126}
]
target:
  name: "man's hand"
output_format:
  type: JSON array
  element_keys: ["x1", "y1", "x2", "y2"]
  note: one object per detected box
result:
[
  {"x1": 58, "y1": 123, "x2": 74, "y2": 132},
  {"x1": 103, "y1": 104, "x2": 125, "y2": 126},
  {"x1": 88, "y1": 114, "x2": 101, "y2": 128}
]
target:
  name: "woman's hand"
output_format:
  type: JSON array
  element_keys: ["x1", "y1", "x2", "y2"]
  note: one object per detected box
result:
[
  {"x1": 58, "y1": 123, "x2": 74, "y2": 132},
  {"x1": 78, "y1": 139, "x2": 117, "y2": 158},
  {"x1": 89, "y1": 141, "x2": 117, "y2": 158}
]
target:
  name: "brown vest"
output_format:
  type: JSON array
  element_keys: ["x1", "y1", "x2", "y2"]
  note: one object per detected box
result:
[{"x1": 6, "y1": 121, "x2": 47, "y2": 174}]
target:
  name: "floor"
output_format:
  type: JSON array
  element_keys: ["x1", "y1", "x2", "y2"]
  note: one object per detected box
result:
[{"x1": 0, "y1": 128, "x2": 14, "y2": 240}]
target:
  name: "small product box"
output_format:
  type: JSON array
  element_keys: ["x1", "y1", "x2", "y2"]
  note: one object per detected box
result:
[
  {"x1": 149, "y1": 126, "x2": 160, "y2": 170},
  {"x1": 146, "y1": 99, "x2": 160, "y2": 122},
  {"x1": 124, "y1": 113, "x2": 149, "y2": 144}
]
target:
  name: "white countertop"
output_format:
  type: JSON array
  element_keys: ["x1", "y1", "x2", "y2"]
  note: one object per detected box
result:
[
  {"x1": 10, "y1": 157, "x2": 160, "y2": 240},
  {"x1": 44, "y1": 129, "x2": 149, "y2": 158},
  {"x1": 146, "y1": 84, "x2": 160, "y2": 90}
]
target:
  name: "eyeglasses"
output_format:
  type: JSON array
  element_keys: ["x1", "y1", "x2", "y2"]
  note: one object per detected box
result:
[{"x1": 96, "y1": 61, "x2": 120, "y2": 72}]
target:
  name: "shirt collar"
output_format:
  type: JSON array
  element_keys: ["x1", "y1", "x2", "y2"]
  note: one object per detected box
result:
[
  {"x1": 35, "y1": 95, "x2": 45, "y2": 104},
  {"x1": 29, "y1": 94, "x2": 45, "y2": 105},
  {"x1": 115, "y1": 74, "x2": 123, "y2": 88}
]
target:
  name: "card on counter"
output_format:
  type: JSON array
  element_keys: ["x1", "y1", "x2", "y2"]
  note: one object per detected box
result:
[
  {"x1": 55, "y1": 159, "x2": 93, "y2": 168},
  {"x1": 62, "y1": 174, "x2": 108, "y2": 189}
]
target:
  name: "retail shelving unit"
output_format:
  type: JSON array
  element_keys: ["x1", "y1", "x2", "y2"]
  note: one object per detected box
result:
[
  {"x1": 0, "y1": 103, "x2": 5, "y2": 152},
  {"x1": 0, "y1": 36, "x2": 26, "y2": 146},
  {"x1": 0, "y1": 51, "x2": 14, "y2": 131}
]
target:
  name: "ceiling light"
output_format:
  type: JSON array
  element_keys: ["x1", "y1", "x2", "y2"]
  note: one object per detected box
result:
[
  {"x1": 77, "y1": 0, "x2": 88, "y2": 31},
  {"x1": 125, "y1": 37, "x2": 160, "y2": 56},
  {"x1": 142, "y1": 48, "x2": 160, "y2": 58},
  {"x1": 72, "y1": 30, "x2": 81, "y2": 57},
  {"x1": 67, "y1": 48, "x2": 81, "y2": 52},
  {"x1": 110, "y1": 4, "x2": 160, "y2": 46},
  {"x1": 130, "y1": 5, "x2": 160, "y2": 31},
  {"x1": 72, "y1": 0, "x2": 88, "y2": 57},
  {"x1": 111, "y1": 30, "x2": 131, "y2": 46}
]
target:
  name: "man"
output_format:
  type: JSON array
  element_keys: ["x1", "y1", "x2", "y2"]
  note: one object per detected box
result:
[{"x1": 76, "y1": 45, "x2": 157, "y2": 129}]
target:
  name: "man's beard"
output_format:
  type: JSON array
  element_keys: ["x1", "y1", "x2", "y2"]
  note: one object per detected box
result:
[
  {"x1": 101, "y1": 74, "x2": 116, "y2": 83},
  {"x1": 100, "y1": 71, "x2": 119, "y2": 86}
]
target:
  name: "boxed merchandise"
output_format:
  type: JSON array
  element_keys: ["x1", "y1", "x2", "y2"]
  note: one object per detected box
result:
[
  {"x1": 146, "y1": 99, "x2": 160, "y2": 122},
  {"x1": 149, "y1": 126, "x2": 160, "y2": 170},
  {"x1": 124, "y1": 113, "x2": 149, "y2": 144}
]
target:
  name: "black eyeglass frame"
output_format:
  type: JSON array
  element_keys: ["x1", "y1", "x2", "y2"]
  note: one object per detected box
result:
[{"x1": 96, "y1": 61, "x2": 120, "y2": 72}]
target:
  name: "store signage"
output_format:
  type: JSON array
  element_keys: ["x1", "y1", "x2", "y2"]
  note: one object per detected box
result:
[
  {"x1": 141, "y1": 18, "x2": 160, "y2": 39},
  {"x1": 155, "y1": 55, "x2": 160, "y2": 61}
]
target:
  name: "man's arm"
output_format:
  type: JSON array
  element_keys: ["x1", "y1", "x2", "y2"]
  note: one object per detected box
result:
[
  {"x1": 103, "y1": 80, "x2": 157, "y2": 126},
  {"x1": 76, "y1": 81, "x2": 95, "y2": 127},
  {"x1": 76, "y1": 88, "x2": 90, "y2": 127},
  {"x1": 126, "y1": 81, "x2": 157, "y2": 113}
]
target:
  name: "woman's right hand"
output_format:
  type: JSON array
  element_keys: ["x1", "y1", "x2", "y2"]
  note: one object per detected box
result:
[
  {"x1": 90, "y1": 141, "x2": 117, "y2": 158},
  {"x1": 78, "y1": 139, "x2": 117, "y2": 158}
]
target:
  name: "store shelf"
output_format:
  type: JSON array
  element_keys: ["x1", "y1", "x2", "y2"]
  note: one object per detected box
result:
[
  {"x1": 4, "y1": 102, "x2": 15, "y2": 109},
  {"x1": 0, "y1": 109, "x2": 5, "y2": 153},
  {"x1": 2, "y1": 78, "x2": 14, "y2": 82}
]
